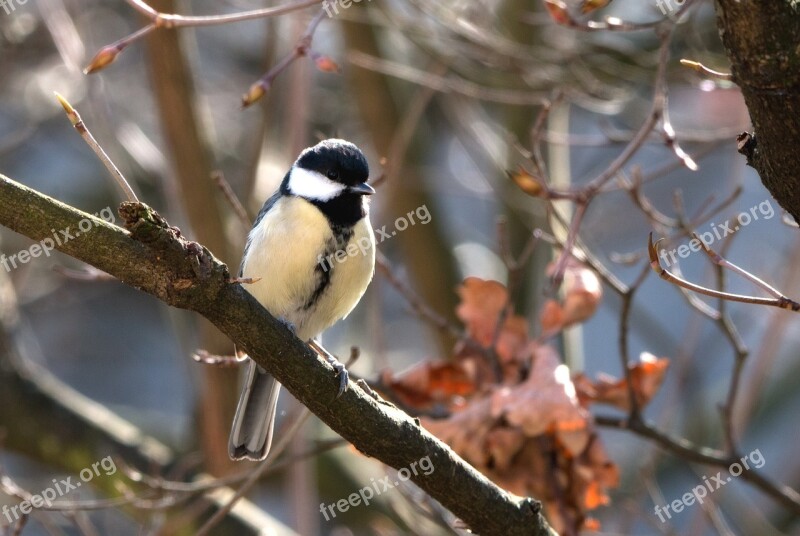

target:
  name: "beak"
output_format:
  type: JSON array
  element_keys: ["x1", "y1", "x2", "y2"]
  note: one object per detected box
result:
[{"x1": 348, "y1": 182, "x2": 376, "y2": 195}]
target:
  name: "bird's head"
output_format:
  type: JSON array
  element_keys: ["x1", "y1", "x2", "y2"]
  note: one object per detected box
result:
[{"x1": 285, "y1": 139, "x2": 374, "y2": 202}]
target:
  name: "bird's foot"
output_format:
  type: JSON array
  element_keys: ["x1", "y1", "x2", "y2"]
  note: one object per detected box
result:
[
  {"x1": 326, "y1": 355, "x2": 349, "y2": 398},
  {"x1": 278, "y1": 318, "x2": 297, "y2": 335},
  {"x1": 309, "y1": 339, "x2": 349, "y2": 398}
]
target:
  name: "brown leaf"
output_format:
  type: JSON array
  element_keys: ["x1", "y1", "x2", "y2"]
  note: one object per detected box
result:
[
  {"x1": 491, "y1": 345, "x2": 590, "y2": 452},
  {"x1": 421, "y1": 348, "x2": 619, "y2": 532},
  {"x1": 543, "y1": 0, "x2": 571, "y2": 25},
  {"x1": 381, "y1": 361, "x2": 477, "y2": 410},
  {"x1": 539, "y1": 299, "x2": 565, "y2": 333},
  {"x1": 456, "y1": 277, "x2": 508, "y2": 341},
  {"x1": 561, "y1": 260, "x2": 602, "y2": 326},
  {"x1": 485, "y1": 428, "x2": 526, "y2": 472},
  {"x1": 540, "y1": 260, "x2": 602, "y2": 333},
  {"x1": 422, "y1": 397, "x2": 495, "y2": 467},
  {"x1": 574, "y1": 352, "x2": 670, "y2": 411},
  {"x1": 580, "y1": 0, "x2": 611, "y2": 14},
  {"x1": 456, "y1": 278, "x2": 529, "y2": 364}
]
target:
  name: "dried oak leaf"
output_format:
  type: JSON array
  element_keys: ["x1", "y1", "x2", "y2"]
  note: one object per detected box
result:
[
  {"x1": 422, "y1": 396, "x2": 497, "y2": 468},
  {"x1": 539, "y1": 299, "x2": 565, "y2": 333},
  {"x1": 419, "y1": 343, "x2": 620, "y2": 531},
  {"x1": 574, "y1": 352, "x2": 670, "y2": 411},
  {"x1": 380, "y1": 361, "x2": 477, "y2": 411},
  {"x1": 543, "y1": 0, "x2": 571, "y2": 25},
  {"x1": 540, "y1": 260, "x2": 602, "y2": 333},
  {"x1": 491, "y1": 345, "x2": 591, "y2": 455},
  {"x1": 456, "y1": 277, "x2": 528, "y2": 364},
  {"x1": 579, "y1": 0, "x2": 611, "y2": 14}
]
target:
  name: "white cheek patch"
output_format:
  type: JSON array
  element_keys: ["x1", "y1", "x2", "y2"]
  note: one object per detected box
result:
[{"x1": 287, "y1": 166, "x2": 346, "y2": 202}]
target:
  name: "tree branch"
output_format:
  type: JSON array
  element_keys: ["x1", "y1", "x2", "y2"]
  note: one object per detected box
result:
[
  {"x1": 714, "y1": 1, "x2": 800, "y2": 222},
  {"x1": 0, "y1": 173, "x2": 556, "y2": 536}
]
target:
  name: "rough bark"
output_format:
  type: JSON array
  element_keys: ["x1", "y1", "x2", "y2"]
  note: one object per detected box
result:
[
  {"x1": 0, "y1": 174, "x2": 556, "y2": 536},
  {"x1": 714, "y1": 1, "x2": 800, "y2": 222}
]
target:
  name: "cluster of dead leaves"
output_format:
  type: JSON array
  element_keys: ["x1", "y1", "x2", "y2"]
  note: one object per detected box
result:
[{"x1": 381, "y1": 271, "x2": 669, "y2": 533}]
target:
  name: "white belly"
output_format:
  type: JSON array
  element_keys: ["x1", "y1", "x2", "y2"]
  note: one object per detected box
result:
[{"x1": 241, "y1": 196, "x2": 375, "y2": 341}]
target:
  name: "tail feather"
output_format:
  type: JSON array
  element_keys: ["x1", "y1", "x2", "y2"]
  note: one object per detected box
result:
[{"x1": 229, "y1": 359, "x2": 281, "y2": 461}]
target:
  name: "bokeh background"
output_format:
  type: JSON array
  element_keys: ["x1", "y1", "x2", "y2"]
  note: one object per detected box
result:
[{"x1": 0, "y1": 0, "x2": 798, "y2": 534}]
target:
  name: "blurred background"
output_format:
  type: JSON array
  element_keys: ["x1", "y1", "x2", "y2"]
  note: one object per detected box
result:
[{"x1": 0, "y1": 0, "x2": 798, "y2": 534}]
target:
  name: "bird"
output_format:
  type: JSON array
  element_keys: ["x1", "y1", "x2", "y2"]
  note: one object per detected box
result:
[{"x1": 229, "y1": 138, "x2": 376, "y2": 461}]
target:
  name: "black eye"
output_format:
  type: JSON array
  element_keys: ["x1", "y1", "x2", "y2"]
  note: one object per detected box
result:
[{"x1": 326, "y1": 170, "x2": 339, "y2": 180}]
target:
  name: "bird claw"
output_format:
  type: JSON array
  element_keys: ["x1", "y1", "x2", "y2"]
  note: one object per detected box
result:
[
  {"x1": 308, "y1": 339, "x2": 349, "y2": 398},
  {"x1": 279, "y1": 318, "x2": 297, "y2": 335},
  {"x1": 327, "y1": 357, "x2": 349, "y2": 398}
]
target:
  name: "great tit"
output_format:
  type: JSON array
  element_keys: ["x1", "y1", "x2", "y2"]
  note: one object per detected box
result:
[{"x1": 229, "y1": 138, "x2": 376, "y2": 461}]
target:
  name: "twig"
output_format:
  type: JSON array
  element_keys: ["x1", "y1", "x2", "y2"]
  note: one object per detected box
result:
[
  {"x1": 698, "y1": 235, "x2": 749, "y2": 455},
  {"x1": 659, "y1": 100, "x2": 698, "y2": 171},
  {"x1": 619, "y1": 166, "x2": 678, "y2": 229},
  {"x1": 679, "y1": 59, "x2": 733, "y2": 81},
  {"x1": 241, "y1": 8, "x2": 329, "y2": 108},
  {"x1": 11, "y1": 514, "x2": 28, "y2": 536},
  {"x1": 528, "y1": 91, "x2": 564, "y2": 180},
  {"x1": 617, "y1": 264, "x2": 651, "y2": 418},
  {"x1": 549, "y1": 202, "x2": 588, "y2": 288},
  {"x1": 55, "y1": 93, "x2": 139, "y2": 203},
  {"x1": 347, "y1": 51, "x2": 548, "y2": 106},
  {"x1": 694, "y1": 233, "x2": 784, "y2": 299},
  {"x1": 84, "y1": 0, "x2": 322, "y2": 73},
  {"x1": 375, "y1": 253, "x2": 462, "y2": 338},
  {"x1": 669, "y1": 262, "x2": 721, "y2": 320},
  {"x1": 648, "y1": 233, "x2": 800, "y2": 311},
  {"x1": 211, "y1": 171, "x2": 251, "y2": 228},
  {"x1": 83, "y1": 24, "x2": 156, "y2": 74}
]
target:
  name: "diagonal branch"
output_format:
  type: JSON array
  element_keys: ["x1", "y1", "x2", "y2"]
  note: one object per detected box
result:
[{"x1": 0, "y1": 173, "x2": 556, "y2": 536}]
